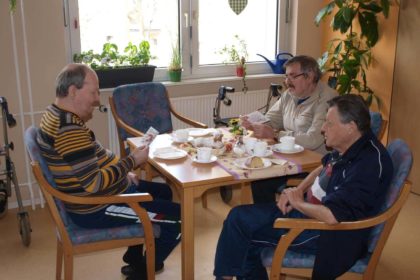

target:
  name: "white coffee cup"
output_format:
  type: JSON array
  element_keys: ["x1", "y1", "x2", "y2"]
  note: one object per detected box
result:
[
  {"x1": 174, "y1": 129, "x2": 189, "y2": 142},
  {"x1": 243, "y1": 137, "x2": 257, "y2": 154},
  {"x1": 280, "y1": 136, "x2": 295, "y2": 151},
  {"x1": 197, "y1": 147, "x2": 212, "y2": 162},
  {"x1": 253, "y1": 141, "x2": 268, "y2": 156}
]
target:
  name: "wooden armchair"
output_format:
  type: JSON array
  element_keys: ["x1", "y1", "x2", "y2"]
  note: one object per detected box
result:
[
  {"x1": 24, "y1": 126, "x2": 158, "y2": 280},
  {"x1": 263, "y1": 139, "x2": 413, "y2": 280}
]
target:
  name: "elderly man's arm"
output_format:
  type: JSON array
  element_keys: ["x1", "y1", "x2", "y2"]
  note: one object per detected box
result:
[
  {"x1": 283, "y1": 186, "x2": 338, "y2": 225},
  {"x1": 55, "y1": 127, "x2": 135, "y2": 193}
]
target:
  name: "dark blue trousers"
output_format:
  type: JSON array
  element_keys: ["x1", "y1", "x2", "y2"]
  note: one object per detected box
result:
[
  {"x1": 214, "y1": 203, "x2": 319, "y2": 279},
  {"x1": 68, "y1": 180, "x2": 180, "y2": 265}
]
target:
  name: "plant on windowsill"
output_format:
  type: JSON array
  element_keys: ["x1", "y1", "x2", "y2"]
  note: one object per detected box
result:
[
  {"x1": 73, "y1": 40, "x2": 156, "y2": 89},
  {"x1": 168, "y1": 44, "x2": 182, "y2": 82},
  {"x1": 315, "y1": 0, "x2": 396, "y2": 107},
  {"x1": 218, "y1": 35, "x2": 249, "y2": 93}
]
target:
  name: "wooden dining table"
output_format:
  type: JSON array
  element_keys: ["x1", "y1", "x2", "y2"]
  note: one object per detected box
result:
[{"x1": 128, "y1": 132, "x2": 322, "y2": 280}]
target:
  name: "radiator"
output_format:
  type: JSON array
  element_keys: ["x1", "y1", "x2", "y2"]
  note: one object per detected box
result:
[
  {"x1": 170, "y1": 89, "x2": 274, "y2": 129},
  {"x1": 108, "y1": 89, "x2": 277, "y2": 154}
]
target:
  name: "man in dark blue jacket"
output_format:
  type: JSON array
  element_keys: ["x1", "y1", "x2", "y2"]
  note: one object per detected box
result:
[{"x1": 213, "y1": 94, "x2": 393, "y2": 280}]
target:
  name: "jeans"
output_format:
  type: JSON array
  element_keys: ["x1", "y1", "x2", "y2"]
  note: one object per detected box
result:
[
  {"x1": 68, "y1": 180, "x2": 180, "y2": 265},
  {"x1": 214, "y1": 203, "x2": 319, "y2": 279}
]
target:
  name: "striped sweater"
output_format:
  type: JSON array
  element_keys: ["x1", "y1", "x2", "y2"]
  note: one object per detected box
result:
[{"x1": 38, "y1": 104, "x2": 136, "y2": 214}]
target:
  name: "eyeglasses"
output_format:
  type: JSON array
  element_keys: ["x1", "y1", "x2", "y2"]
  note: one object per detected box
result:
[{"x1": 285, "y1": 72, "x2": 306, "y2": 81}]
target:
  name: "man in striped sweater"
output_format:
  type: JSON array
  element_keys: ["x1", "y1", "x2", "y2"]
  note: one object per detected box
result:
[{"x1": 38, "y1": 63, "x2": 180, "y2": 280}]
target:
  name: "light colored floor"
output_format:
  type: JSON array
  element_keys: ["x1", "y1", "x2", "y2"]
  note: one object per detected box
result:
[{"x1": 1, "y1": 188, "x2": 420, "y2": 280}]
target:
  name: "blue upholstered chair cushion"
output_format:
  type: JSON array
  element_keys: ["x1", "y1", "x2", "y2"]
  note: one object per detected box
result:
[
  {"x1": 261, "y1": 139, "x2": 413, "y2": 274},
  {"x1": 112, "y1": 82, "x2": 174, "y2": 141},
  {"x1": 370, "y1": 111, "x2": 383, "y2": 137},
  {"x1": 24, "y1": 126, "x2": 160, "y2": 245}
]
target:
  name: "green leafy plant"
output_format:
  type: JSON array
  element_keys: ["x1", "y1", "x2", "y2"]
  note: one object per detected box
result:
[
  {"x1": 315, "y1": 0, "x2": 396, "y2": 106},
  {"x1": 218, "y1": 34, "x2": 248, "y2": 67},
  {"x1": 73, "y1": 40, "x2": 155, "y2": 70}
]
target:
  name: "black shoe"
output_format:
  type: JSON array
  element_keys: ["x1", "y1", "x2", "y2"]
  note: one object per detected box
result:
[{"x1": 121, "y1": 262, "x2": 164, "y2": 276}]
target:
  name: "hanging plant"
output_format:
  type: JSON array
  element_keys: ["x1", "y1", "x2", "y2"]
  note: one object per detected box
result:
[{"x1": 315, "y1": 0, "x2": 397, "y2": 107}]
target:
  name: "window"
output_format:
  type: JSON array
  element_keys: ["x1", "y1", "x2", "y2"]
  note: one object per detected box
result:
[{"x1": 67, "y1": 0, "x2": 289, "y2": 81}]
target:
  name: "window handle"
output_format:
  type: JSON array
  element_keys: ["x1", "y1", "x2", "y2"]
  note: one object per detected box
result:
[{"x1": 184, "y1": 13, "x2": 189, "y2": 28}]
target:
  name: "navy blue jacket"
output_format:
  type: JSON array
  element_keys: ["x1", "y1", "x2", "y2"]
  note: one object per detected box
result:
[{"x1": 313, "y1": 131, "x2": 393, "y2": 279}]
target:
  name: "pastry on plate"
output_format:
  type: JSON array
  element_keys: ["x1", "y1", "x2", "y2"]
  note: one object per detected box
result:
[{"x1": 245, "y1": 156, "x2": 264, "y2": 168}]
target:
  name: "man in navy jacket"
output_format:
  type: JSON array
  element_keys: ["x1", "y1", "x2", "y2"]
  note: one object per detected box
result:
[{"x1": 214, "y1": 94, "x2": 393, "y2": 280}]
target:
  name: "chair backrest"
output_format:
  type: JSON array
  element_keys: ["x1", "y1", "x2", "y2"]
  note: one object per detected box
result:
[
  {"x1": 370, "y1": 111, "x2": 387, "y2": 139},
  {"x1": 111, "y1": 82, "x2": 174, "y2": 142},
  {"x1": 367, "y1": 138, "x2": 413, "y2": 253},
  {"x1": 24, "y1": 126, "x2": 71, "y2": 227}
]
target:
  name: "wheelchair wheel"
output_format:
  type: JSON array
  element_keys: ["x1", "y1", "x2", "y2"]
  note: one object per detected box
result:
[
  {"x1": 18, "y1": 212, "x2": 31, "y2": 247},
  {"x1": 219, "y1": 186, "x2": 233, "y2": 203}
]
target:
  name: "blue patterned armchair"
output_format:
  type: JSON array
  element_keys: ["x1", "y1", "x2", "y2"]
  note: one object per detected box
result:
[
  {"x1": 24, "y1": 126, "x2": 159, "y2": 280},
  {"x1": 262, "y1": 139, "x2": 413, "y2": 280},
  {"x1": 109, "y1": 82, "x2": 207, "y2": 158},
  {"x1": 370, "y1": 111, "x2": 387, "y2": 139}
]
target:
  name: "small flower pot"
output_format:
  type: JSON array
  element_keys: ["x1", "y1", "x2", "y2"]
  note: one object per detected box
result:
[
  {"x1": 168, "y1": 69, "x2": 182, "y2": 82},
  {"x1": 236, "y1": 66, "x2": 245, "y2": 77}
]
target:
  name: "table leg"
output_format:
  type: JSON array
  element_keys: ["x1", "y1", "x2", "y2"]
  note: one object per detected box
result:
[
  {"x1": 181, "y1": 187, "x2": 195, "y2": 279},
  {"x1": 240, "y1": 182, "x2": 253, "y2": 204}
]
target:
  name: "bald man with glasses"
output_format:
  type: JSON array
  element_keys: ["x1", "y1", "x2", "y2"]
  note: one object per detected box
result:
[{"x1": 241, "y1": 55, "x2": 337, "y2": 203}]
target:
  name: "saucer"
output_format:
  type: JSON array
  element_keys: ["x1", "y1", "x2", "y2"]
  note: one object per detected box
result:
[
  {"x1": 273, "y1": 144, "x2": 304, "y2": 154},
  {"x1": 172, "y1": 136, "x2": 193, "y2": 143},
  {"x1": 250, "y1": 149, "x2": 273, "y2": 158},
  {"x1": 192, "y1": 155, "x2": 218, "y2": 164},
  {"x1": 153, "y1": 147, "x2": 188, "y2": 159}
]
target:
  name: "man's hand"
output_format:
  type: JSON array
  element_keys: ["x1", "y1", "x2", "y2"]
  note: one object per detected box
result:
[
  {"x1": 240, "y1": 116, "x2": 275, "y2": 139},
  {"x1": 127, "y1": 171, "x2": 140, "y2": 185},
  {"x1": 277, "y1": 192, "x2": 292, "y2": 215},
  {"x1": 277, "y1": 187, "x2": 305, "y2": 214},
  {"x1": 240, "y1": 116, "x2": 253, "y2": 130},
  {"x1": 252, "y1": 123, "x2": 275, "y2": 139},
  {"x1": 130, "y1": 145, "x2": 149, "y2": 167}
]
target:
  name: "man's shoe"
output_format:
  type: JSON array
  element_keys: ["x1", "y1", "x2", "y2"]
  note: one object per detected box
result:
[{"x1": 121, "y1": 262, "x2": 164, "y2": 276}]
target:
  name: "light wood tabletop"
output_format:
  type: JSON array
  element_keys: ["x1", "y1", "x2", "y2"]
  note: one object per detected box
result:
[{"x1": 128, "y1": 133, "x2": 322, "y2": 280}]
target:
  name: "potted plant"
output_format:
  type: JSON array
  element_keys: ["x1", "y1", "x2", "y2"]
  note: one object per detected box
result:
[
  {"x1": 73, "y1": 40, "x2": 156, "y2": 89},
  {"x1": 218, "y1": 35, "x2": 249, "y2": 93},
  {"x1": 168, "y1": 44, "x2": 182, "y2": 82},
  {"x1": 315, "y1": 0, "x2": 396, "y2": 106}
]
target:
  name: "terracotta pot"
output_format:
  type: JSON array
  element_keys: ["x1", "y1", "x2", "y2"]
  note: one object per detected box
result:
[{"x1": 236, "y1": 66, "x2": 245, "y2": 77}]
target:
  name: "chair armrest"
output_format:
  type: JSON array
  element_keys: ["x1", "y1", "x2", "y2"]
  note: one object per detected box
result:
[
  {"x1": 53, "y1": 191, "x2": 153, "y2": 205},
  {"x1": 169, "y1": 103, "x2": 208, "y2": 128}
]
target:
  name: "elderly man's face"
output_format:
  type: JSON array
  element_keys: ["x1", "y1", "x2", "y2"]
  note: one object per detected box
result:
[
  {"x1": 321, "y1": 106, "x2": 355, "y2": 153},
  {"x1": 284, "y1": 62, "x2": 315, "y2": 98},
  {"x1": 73, "y1": 70, "x2": 100, "y2": 122}
]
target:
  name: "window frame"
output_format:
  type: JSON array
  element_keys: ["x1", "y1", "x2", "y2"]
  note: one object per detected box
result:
[{"x1": 65, "y1": 0, "x2": 290, "y2": 81}]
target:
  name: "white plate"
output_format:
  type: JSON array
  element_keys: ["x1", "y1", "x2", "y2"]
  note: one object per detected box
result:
[
  {"x1": 192, "y1": 155, "x2": 218, "y2": 164},
  {"x1": 153, "y1": 147, "x2": 188, "y2": 160},
  {"x1": 233, "y1": 157, "x2": 272, "y2": 170},
  {"x1": 172, "y1": 136, "x2": 194, "y2": 143},
  {"x1": 273, "y1": 144, "x2": 304, "y2": 154},
  {"x1": 189, "y1": 129, "x2": 212, "y2": 137},
  {"x1": 250, "y1": 149, "x2": 273, "y2": 158}
]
